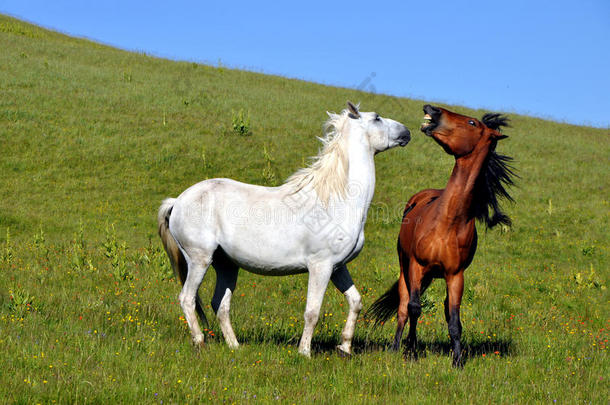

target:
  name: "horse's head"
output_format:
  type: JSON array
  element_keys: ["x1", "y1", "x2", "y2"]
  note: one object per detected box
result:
[
  {"x1": 344, "y1": 101, "x2": 411, "y2": 153},
  {"x1": 420, "y1": 105, "x2": 508, "y2": 157}
]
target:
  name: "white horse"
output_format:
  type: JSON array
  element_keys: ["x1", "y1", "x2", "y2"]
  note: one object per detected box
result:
[{"x1": 158, "y1": 102, "x2": 411, "y2": 356}]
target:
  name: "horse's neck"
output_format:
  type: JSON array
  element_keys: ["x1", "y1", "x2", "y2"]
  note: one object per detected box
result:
[
  {"x1": 437, "y1": 143, "x2": 490, "y2": 225},
  {"x1": 344, "y1": 134, "x2": 376, "y2": 212}
]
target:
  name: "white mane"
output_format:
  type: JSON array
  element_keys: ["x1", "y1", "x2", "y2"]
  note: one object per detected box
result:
[{"x1": 284, "y1": 110, "x2": 351, "y2": 204}]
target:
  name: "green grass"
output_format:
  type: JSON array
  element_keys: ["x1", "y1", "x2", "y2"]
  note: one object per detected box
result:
[{"x1": 1, "y1": 14, "x2": 608, "y2": 403}]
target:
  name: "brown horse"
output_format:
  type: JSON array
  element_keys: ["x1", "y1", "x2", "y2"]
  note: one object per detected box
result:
[{"x1": 367, "y1": 105, "x2": 515, "y2": 367}]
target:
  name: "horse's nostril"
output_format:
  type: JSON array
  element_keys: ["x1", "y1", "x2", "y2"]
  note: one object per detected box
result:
[
  {"x1": 424, "y1": 104, "x2": 441, "y2": 117},
  {"x1": 398, "y1": 129, "x2": 411, "y2": 145}
]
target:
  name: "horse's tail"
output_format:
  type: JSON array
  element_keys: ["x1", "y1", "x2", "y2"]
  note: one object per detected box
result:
[
  {"x1": 157, "y1": 198, "x2": 208, "y2": 328},
  {"x1": 365, "y1": 281, "x2": 400, "y2": 327}
]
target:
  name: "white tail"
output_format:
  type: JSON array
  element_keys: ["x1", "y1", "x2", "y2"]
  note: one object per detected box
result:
[{"x1": 157, "y1": 198, "x2": 208, "y2": 328}]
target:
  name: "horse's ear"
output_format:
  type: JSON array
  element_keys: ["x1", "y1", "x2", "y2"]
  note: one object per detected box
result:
[{"x1": 347, "y1": 101, "x2": 360, "y2": 119}]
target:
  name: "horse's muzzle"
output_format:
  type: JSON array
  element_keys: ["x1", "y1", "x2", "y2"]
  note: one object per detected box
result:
[
  {"x1": 398, "y1": 129, "x2": 411, "y2": 146},
  {"x1": 423, "y1": 104, "x2": 442, "y2": 120},
  {"x1": 422, "y1": 104, "x2": 442, "y2": 135}
]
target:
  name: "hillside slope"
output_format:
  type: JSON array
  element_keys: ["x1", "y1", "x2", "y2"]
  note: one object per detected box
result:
[{"x1": 0, "y1": 15, "x2": 608, "y2": 403}]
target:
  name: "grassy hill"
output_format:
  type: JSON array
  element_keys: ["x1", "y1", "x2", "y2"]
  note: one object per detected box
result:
[{"x1": 1, "y1": 14, "x2": 608, "y2": 403}]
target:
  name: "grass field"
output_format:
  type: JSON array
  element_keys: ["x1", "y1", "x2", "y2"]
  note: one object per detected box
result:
[{"x1": 1, "y1": 15, "x2": 608, "y2": 403}]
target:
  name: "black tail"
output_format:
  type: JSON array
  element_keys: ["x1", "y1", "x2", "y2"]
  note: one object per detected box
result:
[{"x1": 365, "y1": 281, "x2": 400, "y2": 326}]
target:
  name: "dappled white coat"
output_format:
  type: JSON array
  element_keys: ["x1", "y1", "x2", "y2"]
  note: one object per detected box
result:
[{"x1": 158, "y1": 103, "x2": 410, "y2": 356}]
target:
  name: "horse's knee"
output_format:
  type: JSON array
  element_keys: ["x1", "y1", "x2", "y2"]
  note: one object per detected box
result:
[
  {"x1": 345, "y1": 286, "x2": 362, "y2": 313},
  {"x1": 179, "y1": 291, "x2": 195, "y2": 311},
  {"x1": 447, "y1": 310, "x2": 462, "y2": 340},
  {"x1": 408, "y1": 299, "x2": 421, "y2": 319},
  {"x1": 448, "y1": 322, "x2": 461, "y2": 341},
  {"x1": 303, "y1": 309, "x2": 319, "y2": 325},
  {"x1": 212, "y1": 288, "x2": 232, "y2": 316}
]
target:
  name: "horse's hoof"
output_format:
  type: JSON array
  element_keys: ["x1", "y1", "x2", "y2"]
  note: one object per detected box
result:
[
  {"x1": 403, "y1": 348, "x2": 419, "y2": 361},
  {"x1": 336, "y1": 346, "x2": 352, "y2": 358},
  {"x1": 298, "y1": 349, "x2": 312, "y2": 358},
  {"x1": 388, "y1": 344, "x2": 400, "y2": 352},
  {"x1": 193, "y1": 336, "x2": 205, "y2": 349},
  {"x1": 192, "y1": 341, "x2": 206, "y2": 354},
  {"x1": 452, "y1": 355, "x2": 464, "y2": 368}
]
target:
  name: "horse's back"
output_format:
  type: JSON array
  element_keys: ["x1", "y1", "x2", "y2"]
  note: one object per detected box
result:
[
  {"x1": 177, "y1": 178, "x2": 275, "y2": 200},
  {"x1": 170, "y1": 177, "x2": 286, "y2": 236},
  {"x1": 169, "y1": 178, "x2": 311, "y2": 273}
]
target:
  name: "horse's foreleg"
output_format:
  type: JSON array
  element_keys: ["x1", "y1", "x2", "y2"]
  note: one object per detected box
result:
[
  {"x1": 405, "y1": 292, "x2": 421, "y2": 355},
  {"x1": 446, "y1": 272, "x2": 464, "y2": 367},
  {"x1": 391, "y1": 269, "x2": 409, "y2": 352},
  {"x1": 331, "y1": 264, "x2": 362, "y2": 356},
  {"x1": 211, "y1": 254, "x2": 239, "y2": 349},
  {"x1": 298, "y1": 261, "x2": 333, "y2": 357},
  {"x1": 179, "y1": 252, "x2": 212, "y2": 347},
  {"x1": 444, "y1": 292, "x2": 450, "y2": 324}
]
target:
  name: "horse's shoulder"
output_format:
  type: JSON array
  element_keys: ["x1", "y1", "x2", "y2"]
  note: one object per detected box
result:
[{"x1": 407, "y1": 188, "x2": 443, "y2": 205}]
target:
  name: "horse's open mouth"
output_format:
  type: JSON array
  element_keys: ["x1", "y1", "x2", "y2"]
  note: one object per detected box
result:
[
  {"x1": 421, "y1": 114, "x2": 434, "y2": 129},
  {"x1": 421, "y1": 104, "x2": 441, "y2": 135}
]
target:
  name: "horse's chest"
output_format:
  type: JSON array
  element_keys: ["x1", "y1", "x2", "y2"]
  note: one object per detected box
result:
[
  {"x1": 416, "y1": 232, "x2": 457, "y2": 261},
  {"x1": 414, "y1": 227, "x2": 474, "y2": 273}
]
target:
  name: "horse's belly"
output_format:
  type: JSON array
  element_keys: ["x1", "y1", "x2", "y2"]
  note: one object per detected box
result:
[
  {"x1": 218, "y1": 239, "x2": 308, "y2": 276},
  {"x1": 237, "y1": 261, "x2": 308, "y2": 276}
]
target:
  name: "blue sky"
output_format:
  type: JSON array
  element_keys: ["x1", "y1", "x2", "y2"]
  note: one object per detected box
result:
[{"x1": 2, "y1": 0, "x2": 609, "y2": 127}]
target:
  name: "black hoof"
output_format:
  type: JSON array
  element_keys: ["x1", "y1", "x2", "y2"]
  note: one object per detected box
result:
[
  {"x1": 403, "y1": 347, "x2": 419, "y2": 361},
  {"x1": 452, "y1": 353, "x2": 464, "y2": 368}
]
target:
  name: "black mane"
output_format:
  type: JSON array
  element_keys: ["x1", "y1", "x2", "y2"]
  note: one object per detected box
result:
[
  {"x1": 481, "y1": 113, "x2": 509, "y2": 130},
  {"x1": 472, "y1": 114, "x2": 517, "y2": 228}
]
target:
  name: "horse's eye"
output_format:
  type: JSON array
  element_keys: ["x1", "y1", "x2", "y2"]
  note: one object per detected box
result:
[
  {"x1": 468, "y1": 120, "x2": 476, "y2": 126},
  {"x1": 374, "y1": 115, "x2": 381, "y2": 122}
]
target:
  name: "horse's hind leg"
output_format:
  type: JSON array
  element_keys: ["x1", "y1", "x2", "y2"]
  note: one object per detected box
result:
[
  {"x1": 180, "y1": 249, "x2": 213, "y2": 347},
  {"x1": 211, "y1": 249, "x2": 239, "y2": 349},
  {"x1": 391, "y1": 248, "x2": 411, "y2": 351},
  {"x1": 391, "y1": 269, "x2": 409, "y2": 352},
  {"x1": 331, "y1": 264, "x2": 362, "y2": 356}
]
